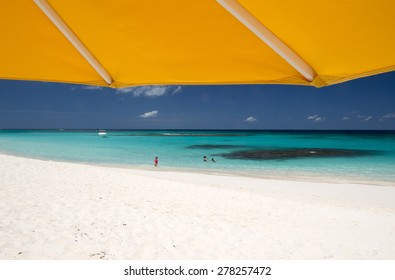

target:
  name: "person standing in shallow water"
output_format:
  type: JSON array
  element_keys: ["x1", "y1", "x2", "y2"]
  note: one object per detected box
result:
[{"x1": 154, "y1": 156, "x2": 158, "y2": 167}]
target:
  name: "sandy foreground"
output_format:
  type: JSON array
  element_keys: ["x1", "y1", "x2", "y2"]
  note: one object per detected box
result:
[{"x1": 0, "y1": 154, "x2": 394, "y2": 260}]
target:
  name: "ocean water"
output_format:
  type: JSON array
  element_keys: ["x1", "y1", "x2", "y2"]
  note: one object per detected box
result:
[{"x1": 0, "y1": 130, "x2": 394, "y2": 185}]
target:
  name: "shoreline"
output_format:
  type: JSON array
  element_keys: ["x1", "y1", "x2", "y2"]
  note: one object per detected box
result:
[
  {"x1": 1, "y1": 150, "x2": 393, "y2": 187},
  {"x1": 1, "y1": 153, "x2": 395, "y2": 259}
]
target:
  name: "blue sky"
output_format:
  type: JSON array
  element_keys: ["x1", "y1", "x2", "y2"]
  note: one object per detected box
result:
[{"x1": 1, "y1": 71, "x2": 395, "y2": 130}]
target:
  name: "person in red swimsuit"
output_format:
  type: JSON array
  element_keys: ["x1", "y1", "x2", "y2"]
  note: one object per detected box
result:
[{"x1": 154, "y1": 156, "x2": 158, "y2": 167}]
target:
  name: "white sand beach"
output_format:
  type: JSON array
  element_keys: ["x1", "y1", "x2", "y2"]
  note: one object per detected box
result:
[{"x1": 0, "y1": 153, "x2": 394, "y2": 260}]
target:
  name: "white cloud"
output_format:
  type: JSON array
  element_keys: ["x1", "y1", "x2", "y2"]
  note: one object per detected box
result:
[
  {"x1": 382, "y1": 113, "x2": 395, "y2": 119},
  {"x1": 307, "y1": 115, "x2": 318, "y2": 120},
  {"x1": 138, "y1": 87, "x2": 167, "y2": 97},
  {"x1": 342, "y1": 116, "x2": 349, "y2": 120},
  {"x1": 314, "y1": 117, "x2": 326, "y2": 122},
  {"x1": 353, "y1": 114, "x2": 374, "y2": 122},
  {"x1": 139, "y1": 110, "x2": 158, "y2": 118},
  {"x1": 307, "y1": 115, "x2": 326, "y2": 122},
  {"x1": 116, "y1": 88, "x2": 134, "y2": 94},
  {"x1": 81, "y1": 86, "x2": 104, "y2": 90},
  {"x1": 117, "y1": 86, "x2": 181, "y2": 98},
  {"x1": 245, "y1": 116, "x2": 257, "y2": 122},
  {"x1": 171, "y1": 86, "x2": 182, "y2": 95}
]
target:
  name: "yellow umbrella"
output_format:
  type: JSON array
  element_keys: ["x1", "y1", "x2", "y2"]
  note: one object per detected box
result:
[{"x1": 1, "y1": 0, "x2": 394, "y2": 88}]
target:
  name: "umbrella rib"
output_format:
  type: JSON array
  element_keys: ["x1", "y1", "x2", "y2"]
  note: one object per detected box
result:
[
  {"x1": 217, "y1": 0, "x2": 316, "y2": 82},
  {"x1": 33, "y1": 0, "x2": 113, "y2": 85}
]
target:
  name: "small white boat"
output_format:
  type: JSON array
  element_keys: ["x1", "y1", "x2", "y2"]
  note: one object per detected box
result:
[{"x1": 98, "y1": 129, "x2": 107, "y2": 137}]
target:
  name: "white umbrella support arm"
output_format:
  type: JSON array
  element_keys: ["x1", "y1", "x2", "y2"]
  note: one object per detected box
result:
[
  {"x1": 217, "y1": 0, "x2": 316, "y2": 82},
  {"x1": 33, "y1": 0, "x2": 113, "y2": 85}
]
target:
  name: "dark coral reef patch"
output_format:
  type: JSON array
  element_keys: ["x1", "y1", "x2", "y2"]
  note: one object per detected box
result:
[{"x1": 215, "y1": 148, "x2": 377, "y2": 160}]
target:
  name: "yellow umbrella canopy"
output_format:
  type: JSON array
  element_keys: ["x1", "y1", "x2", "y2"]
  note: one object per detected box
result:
[{"x1": 1, "y1": 0, "x2": 395, "y2": 88}]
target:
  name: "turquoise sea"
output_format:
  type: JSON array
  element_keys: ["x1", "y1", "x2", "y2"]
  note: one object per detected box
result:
[{"x1": 0, "y1": 130, "x2": 394, "y2": 185}]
